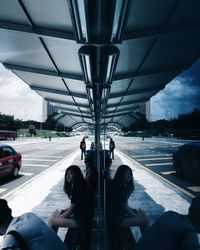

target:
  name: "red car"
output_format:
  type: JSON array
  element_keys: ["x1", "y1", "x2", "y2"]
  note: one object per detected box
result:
[{"x1": 0, "y1": 144, "x2": 22, "y2": 179}]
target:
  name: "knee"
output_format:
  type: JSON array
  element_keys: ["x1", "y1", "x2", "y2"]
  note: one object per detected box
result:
[{"x1": 48, "y1": 217, "x2": 54, "y2": 228}]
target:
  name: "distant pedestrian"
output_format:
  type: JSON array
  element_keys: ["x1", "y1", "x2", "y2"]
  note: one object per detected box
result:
[
  {"x1": 80, "y1": 138, "x2": 86, "y2": 160},
  {"x1": 0, "y1": 199, "x2": 68, "y2": 250},
  {"x1": 134, "y1": 196, "x2": 200, "y2": 250},
  {"x1": 109, "y1": 138, "x2": 115, "y2": 160}
]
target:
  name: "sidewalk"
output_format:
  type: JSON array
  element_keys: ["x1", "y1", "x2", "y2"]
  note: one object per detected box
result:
[{"x1": 0, "y1": 148, "x2": 196, "y2": 245}]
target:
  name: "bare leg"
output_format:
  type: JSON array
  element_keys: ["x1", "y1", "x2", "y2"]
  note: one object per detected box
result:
[
  {"x1": 120, "y1": 215, "x2": 149, "y2": 235},
  {"x1": 48, "y1": 217, "x2": 79, "y2": 231}
]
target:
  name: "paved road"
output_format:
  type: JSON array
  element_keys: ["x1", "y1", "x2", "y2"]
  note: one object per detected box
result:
[
  {"x1": 0, "y1": 136, "x2": 199, "y2": 245},
  {"x1": 114, "y1": 136, "x2": 200, "y2": 198},
  {"x1": 0, "y1": 137, "x2": 81, "y2": 196}
]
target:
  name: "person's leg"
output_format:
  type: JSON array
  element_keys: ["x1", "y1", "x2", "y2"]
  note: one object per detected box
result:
[
  {"x1": 111, "y1": 150, "x2": 114, "y2": 160},
  {"x1": 120, "y1": 215, "x2": 149, "y2": 235},
  {"x1": 48, "y1": 217, "x2": 79, "y2": 231},
  {"x1": 83, "y1": 150, "x2": 86, "y2": 159},
  {"x1": 81, "y1": 150, "x2": 83, "y2": 160}
]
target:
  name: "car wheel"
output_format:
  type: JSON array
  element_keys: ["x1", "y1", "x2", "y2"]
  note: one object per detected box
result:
[{"x1": 12, "y1": 167, "x2": 19, "y2": 177}]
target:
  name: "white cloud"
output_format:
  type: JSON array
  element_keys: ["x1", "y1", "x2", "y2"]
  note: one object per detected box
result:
[
  {"x1": 150, "y1": 78, "x2": 200, "y2": 121},
  {"x1": 0, "y1": 64, "x2": 43, "y2": 121}
]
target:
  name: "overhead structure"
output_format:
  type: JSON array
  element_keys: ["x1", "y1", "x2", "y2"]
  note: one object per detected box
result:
[{"x1": 0, "y1": 0, "x2": 200, "y2": 131}]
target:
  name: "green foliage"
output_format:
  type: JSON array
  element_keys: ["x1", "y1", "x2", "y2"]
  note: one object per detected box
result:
[
  {"x1": 17, "y1": 129, "x2": 70, "y2": 138},
  {"x1": 0, "y1": 113, "x2": 21, "y2": 131},
  {"x1": 124, "y1": 108, "x2": 200, "y2": 138}
]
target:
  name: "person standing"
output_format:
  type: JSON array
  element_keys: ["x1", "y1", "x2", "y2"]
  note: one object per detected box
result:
[
  {"x1": 80, "y1": 138, "x2": 86, "y2": 160},
  {"x1": 109, "y1": 138, "x2": 115, "y2": 160},
  {"x1": 0, "y1": 199, "x2": 68, "y2": 250}
]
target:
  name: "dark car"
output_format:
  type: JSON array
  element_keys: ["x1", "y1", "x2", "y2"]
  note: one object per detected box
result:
[
  {"x1": 173, "y1": 142, "x2": 200, "y2": 183},
  {"x1": 0, "y1": 144, "x2": 22, "y2": 179}
]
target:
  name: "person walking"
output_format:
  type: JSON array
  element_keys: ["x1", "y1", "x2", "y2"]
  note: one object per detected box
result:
[
  {"x1": 80, "y1": 138, "x2": 86, "y2": 160},
  {"x1": 134, "y1": 196, "x2": 200, "y2": 250},
  {"x1": 0, "y1": 199, "x2": 68, "y2": 250},
  {"x1": 109, "y1": 138, "x2": 115, "y2": 160}
]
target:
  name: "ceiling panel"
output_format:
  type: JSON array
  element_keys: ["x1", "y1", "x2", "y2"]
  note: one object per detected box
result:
[{"x1": 0, "y1": 0, "x2": 200, "y2": 130}]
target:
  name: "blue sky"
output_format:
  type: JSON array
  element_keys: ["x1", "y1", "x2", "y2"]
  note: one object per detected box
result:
[{"x1": 0, "y1": 59, "x2": 200, "y2": 122}]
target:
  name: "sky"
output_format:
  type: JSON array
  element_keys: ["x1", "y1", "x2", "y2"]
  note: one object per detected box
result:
[
  {"x1": 0, "y1": 60, "x2": 200, "y2": 122},
  {"x1": 0, "y1": 63, "x2": 43, "y2": 122},
  {"x1": 150, "y1": 59, "x2": 200, "y2": 121}
]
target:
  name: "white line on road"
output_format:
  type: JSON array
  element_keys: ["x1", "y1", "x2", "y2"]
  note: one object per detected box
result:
[
  {"x1": 187, "y1": 186, "x2": 200, "y2": 192},
  {"x1": 137, "y1": 157, "x2": 172, "y2": 161},
  {"x1": 22, "y1": 164, "x2": 49, "y2": 167},
  {"x1": 145, "y1": 162, "x2": 173, "y2": 166},
  {"x1": 23, "y1": 155, "x2": 63, "y2": 158},
  {"x1": 20, "y1": 172, "x2": 34, "y2": 176},
  {"x1": 0, "y1": 188, "x2": 7, "y2": 193},
  {"x1": 22, "y1": 159, "x2": 57, "y2": 162},
  {"x1": 161, "y1": 171, "x2": 176, "y2": 175},
  {"x1": 132, "y1": 154, "x2": 172, "y2": 158}
]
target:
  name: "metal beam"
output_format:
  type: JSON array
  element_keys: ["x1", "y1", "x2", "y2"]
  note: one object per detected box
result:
[
  {"x1": 0, "y1": 21, "x2": 75, "y2": 41},
  {"x1": 3, "y1": 63, "x2": 83, "y2": 81},
  {"x1": 1, "y1": 20, "x2": 196, "y2": 45},
  {"x1": 123, "y1": 23, "x2": 200, "y2": 41},
  {"x1": 61, "y1": 111, "x2": 91, "y2": 119},
  {"x1": 72, "y1": 122, "x2": 94, "y2": 129},
  {"x1": 45, "y1": 98, "x2": 89, "y2": 109},
  {"x1": 103, "y1": 111, "x2": 134, "y2": 119},
  {"x1": 31, "y1": 85, "x2": 87, "y2": 99},
  {"x1": 105, "y1": 106, "x2": 140, "y2": 115},
  {"x1": 109, "y1": 86, "x2": 160, "y2": 99},
  {"x1": 107, "y1": 97, "x2": 148, "y2": 108},
  {"x1": 114, "y1": 63, "x2": 190, "y2": 81},
  {"x1": 55, "y1": 106, "x2": 91, "y2": 115}
]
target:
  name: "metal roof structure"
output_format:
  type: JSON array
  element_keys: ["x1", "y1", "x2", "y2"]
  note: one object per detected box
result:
[{"x1": 1, "y1": 0, "x2": 200, "y2": 131}]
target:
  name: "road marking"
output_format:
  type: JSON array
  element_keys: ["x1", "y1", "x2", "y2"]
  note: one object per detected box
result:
[
  {"x1": 132, "y1": 154, "x2": 172, "y2": 158},
  {"x1": 23, "y1": 155, "x2": 62, "y2": 158},
  {"x1": 161, "y1": 171, "x2": 176, "y2": 175},
  {"x1": 187, "y1": 186, "x2": 200, "y2": 192},
  {"x1": 145, "y1": 163, "x2": 173, "y2": 166},
  {"x1": 22, "y1": 159, "x2": 57, "y2": 162},
  {"x1": 20, "y1": 172, "x2": 34, "y2": 176},
  {"x1": 0, "y1": 188, "x2": 7, "y2": 193},
  {"x1": 138, "y1": 157, "x2": 171, "y2": 161},
  {"x1": 23, "y1": 155, "x2": 62, "y2": 159},
  {"x1": 23, "y1": 164, "x2": 49, "y2": 167}
]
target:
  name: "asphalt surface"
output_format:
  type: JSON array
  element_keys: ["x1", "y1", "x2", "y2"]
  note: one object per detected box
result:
[{"x1": 0, "y1": 136, "x2": 199, "y2": 247}]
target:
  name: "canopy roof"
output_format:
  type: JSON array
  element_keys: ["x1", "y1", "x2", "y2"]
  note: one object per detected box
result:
[{"x1": 0, "y1": 0, "x2": 200, "y2": 130}]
